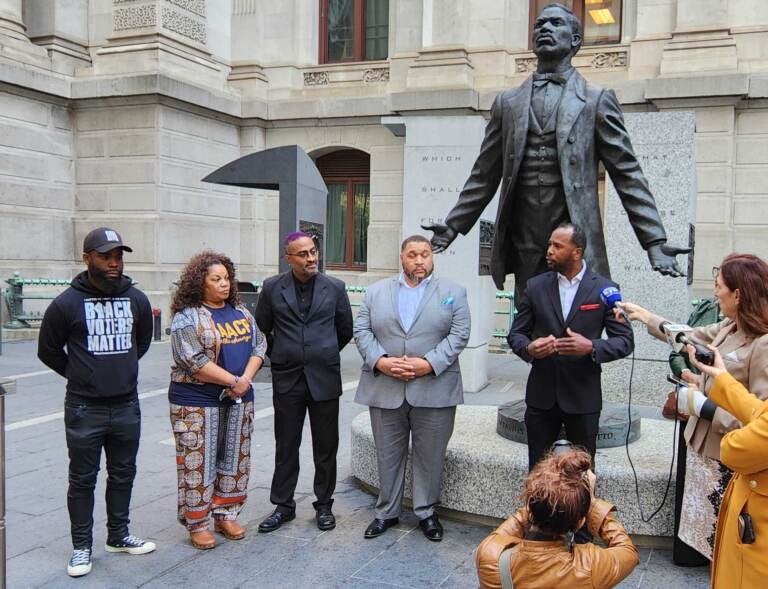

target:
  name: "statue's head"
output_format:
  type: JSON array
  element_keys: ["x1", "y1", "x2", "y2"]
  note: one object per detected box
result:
[{"x1": 532, "y1": 3, "x2": 583, "y2": 61}]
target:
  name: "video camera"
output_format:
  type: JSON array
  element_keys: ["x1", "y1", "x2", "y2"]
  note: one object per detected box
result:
[
  {"x1": 659, "y1": 322, "x2": 715, "y2": 366},
  {"x1": 551, "y1": 439, "x2": 575, "y2": 456}
]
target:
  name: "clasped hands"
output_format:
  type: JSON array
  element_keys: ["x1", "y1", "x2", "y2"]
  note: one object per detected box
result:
[
  {"x1": 376, "y1": 355, "x2": 433, "y2": 381},
  {"x1": 527, "y1": 328, "x2": 593, "y2": 359},
  {"x1": 223, "y1": 374, "x2": 251, "y2": 400}
]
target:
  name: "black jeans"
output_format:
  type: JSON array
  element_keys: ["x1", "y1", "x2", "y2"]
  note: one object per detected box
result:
[
  {"x1": 64, "y1": 397, "x2": 141, "y2": 548},
  {"x1": 270, "y1": 375, "x2": 339, "y2": 514}
]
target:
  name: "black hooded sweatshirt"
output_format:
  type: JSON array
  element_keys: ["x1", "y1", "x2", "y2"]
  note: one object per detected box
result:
[{"x1": 38, "y1": 271, "x2": 153, "y2": 402}]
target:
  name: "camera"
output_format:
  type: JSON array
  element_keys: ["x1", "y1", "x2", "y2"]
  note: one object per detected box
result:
[{"x1": 552, "y1": 439, "x2": 575, "y2": 456}]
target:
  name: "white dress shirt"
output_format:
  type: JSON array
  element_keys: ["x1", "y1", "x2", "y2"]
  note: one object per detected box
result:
[
  {"x1": 557, "y1": 261, "x2": 587, "y2": 319},
  {"x1": 398, "y1": 273, "x2": 431, "y2": 332}
]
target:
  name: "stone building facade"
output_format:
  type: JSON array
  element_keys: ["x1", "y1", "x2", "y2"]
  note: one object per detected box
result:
[{"x1": 1, "y1": 0, "x2": 767, "y2": 312}]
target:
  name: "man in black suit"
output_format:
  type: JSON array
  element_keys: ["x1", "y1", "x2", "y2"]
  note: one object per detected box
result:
[
  {"x1": 508, "y1": 223, "x2": 633, "y2": 469},
  {"x1": 254, "y1": 231, "x2": 354, "y2": 532},
  {"x1": 424, "y1": 3, "x2": 688, "y2": 299}
]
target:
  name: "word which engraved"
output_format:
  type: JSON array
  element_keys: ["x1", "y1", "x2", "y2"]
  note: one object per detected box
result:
[{"x1": 420, "y1": 155, "x2": 463, "y2": 163}]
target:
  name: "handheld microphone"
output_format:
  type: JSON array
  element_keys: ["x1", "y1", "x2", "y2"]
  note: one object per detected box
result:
[
  {"x1": 659, "y1": 322, "x2": 715, "y2": 365},
  {"x1": 599, "y1": 286, "x2": 630, "y2": 323}
]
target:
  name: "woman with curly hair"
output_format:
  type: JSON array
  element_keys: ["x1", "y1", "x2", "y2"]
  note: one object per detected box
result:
[
  {"x1": 475, "y1": 448, "x2": 638, "y2": 588},
  {"x1": 168, "y1": 250, "x2": 266, "y2": 550}
]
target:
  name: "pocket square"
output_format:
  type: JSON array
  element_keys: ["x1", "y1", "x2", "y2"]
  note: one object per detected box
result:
[
  {"x1": 441, "y1": 296, "x2": 454, "y2": 305},
  {"x1": 579, "y1": 303, "x2": 600, "y2": 311},
  {"x1": 725, "y1": 351, "x2": 738, "y2": 361}
]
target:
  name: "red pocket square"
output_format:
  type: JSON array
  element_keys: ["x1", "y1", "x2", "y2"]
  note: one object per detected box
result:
[{"x1": 579, "y1": 303, "x2": 601, "y2": 311}]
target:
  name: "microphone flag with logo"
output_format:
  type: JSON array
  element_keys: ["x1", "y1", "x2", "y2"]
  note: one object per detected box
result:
[{"x1": 599, "y1": 286, "x2": 630, "y2": 323}]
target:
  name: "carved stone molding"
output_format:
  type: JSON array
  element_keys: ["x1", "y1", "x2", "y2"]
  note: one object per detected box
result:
[
  {"x1": 233, "y1": 0, "x2": 258, "y2": 15},
  {"x1": 304, "y1": 71, "x2": 329, "y2": 86},
  {"x1": 591, "y1": 51, "x2": 627, "y2": 69},
  {"x1": 363, "y1": 68, "x2": 389, "y2": 84},
  {"x1": 112, "y1": 1, "x2": 207, "y2": 44},
  {"x1": 515, "y1": 57, "x2": 537, "y2": 73},
  {"x1": 162, "y1": 5, "x2": 206, "y2": 43},
  {"x1": 114, "y1": 5, "x2": 158, "y2": 31},
  {"x1": 167, "y1": 0, "x2": 206, "y2": 17}
]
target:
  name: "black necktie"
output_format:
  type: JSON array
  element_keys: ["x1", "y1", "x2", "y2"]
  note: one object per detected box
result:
[{"x1": 532, "y1": 72, "x2": 568, "y2": 86}]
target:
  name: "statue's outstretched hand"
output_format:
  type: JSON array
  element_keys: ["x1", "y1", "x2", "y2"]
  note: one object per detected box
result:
[
  {"x1": 420, "y1": 223, "x2": 457, "y2": 254},
  {"x1": 647, "y1": 243, "x2": 692, "y2": 278}
]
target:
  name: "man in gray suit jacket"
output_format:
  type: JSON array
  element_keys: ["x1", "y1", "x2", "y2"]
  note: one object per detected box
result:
[{"x1": 354, "y1": 235, "x2": 470, "y2": 542}]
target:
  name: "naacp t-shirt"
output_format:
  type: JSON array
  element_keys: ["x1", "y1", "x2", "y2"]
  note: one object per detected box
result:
[{"x1": 169, "y1": 304, "x2": 254, "y2": 407}]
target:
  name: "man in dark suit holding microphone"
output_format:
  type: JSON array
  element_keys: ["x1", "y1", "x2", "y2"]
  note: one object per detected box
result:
[
  {"x1": 255, "y1": 232, "x2": 354, "y2": 532},
  {"x1": 508, "y1": 223, "x2": 633, "y2": 469}
]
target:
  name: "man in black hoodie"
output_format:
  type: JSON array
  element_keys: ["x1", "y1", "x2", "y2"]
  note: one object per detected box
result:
[{"x1": 38, "y1": 227, "x2": 155, "y2": 577}]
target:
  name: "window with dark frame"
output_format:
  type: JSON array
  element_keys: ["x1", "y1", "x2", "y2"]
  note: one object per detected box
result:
[
  {"x1": 316, "y1": 150, "x2": 370, "y2": 270},
  {"x1": 529, "y1": 0, "x2": 622, "y2": 48},
  {"x1": 320, "y1": 0, "x2": 389, "y2": 64}
]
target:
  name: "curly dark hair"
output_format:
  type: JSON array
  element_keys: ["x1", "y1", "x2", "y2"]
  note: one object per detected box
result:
[{"x1": 170, "y1": 250, "x2": 241, "y2": 315}]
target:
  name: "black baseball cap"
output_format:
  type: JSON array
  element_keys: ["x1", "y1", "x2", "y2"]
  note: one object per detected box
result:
[{"x1": 83, "y1": 227, "x2": 133, "y2": 253}]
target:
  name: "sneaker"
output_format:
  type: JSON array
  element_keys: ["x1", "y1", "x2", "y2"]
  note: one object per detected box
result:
[
  {"x1": 104, "y1": 534, "x2": 156, "y2": 555},
  {"x1": 67, "y1": 547, "x2": 92, "y2": 577}
]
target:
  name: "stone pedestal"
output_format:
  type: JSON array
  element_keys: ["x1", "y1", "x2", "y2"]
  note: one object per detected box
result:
[
  {"x1": 497, "y1": 400, "x2": 641, "y2": 449},
  {"x1": 93, "y1": 0, "x2": 225, "y2": 87},
  {"x1": 659, "y1": 30, "x2": 737, "y2": 77},
  {"x1": 602, "y1": 112, "x2": 697, "y2": 406},
  {"x1": 406, "y1": 46, "x2": 475, "y2": 90},
  {"x1": 406, "y1": 0, "x2": 474, "y2": 90},
  {"x1": 0, "y1": 0, "x2": 48, "y2": 67},
  {"x1": 384, "y1": 115, "x2": 498, "y2": 393},
  {"x1": 23, "y1": 0, "x2": 91, "y2": 74},
  {"x1": 351, "y1": 406, "x2": 678, "y2": 537},
  {"x1": 659, "y1": 0, "x2": 737, "y2": 77}
]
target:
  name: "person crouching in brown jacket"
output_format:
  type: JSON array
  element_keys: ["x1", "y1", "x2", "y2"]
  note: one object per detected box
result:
[{"x1": 475, "y1": 449, "x2": 638, "y2": 589}]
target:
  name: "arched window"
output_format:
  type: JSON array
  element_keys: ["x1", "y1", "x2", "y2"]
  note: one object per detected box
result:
[{"x1": 316, "y1": 149, "x2": 370, "y2": 270}]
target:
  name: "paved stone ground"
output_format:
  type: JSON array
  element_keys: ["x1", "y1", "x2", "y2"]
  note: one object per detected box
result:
[{"x1": 0, "y1": 339, "x2": 710, "y2": 588}]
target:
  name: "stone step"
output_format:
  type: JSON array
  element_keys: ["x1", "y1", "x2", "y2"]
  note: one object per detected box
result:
[{"x1": 351, "y1": 404, "x2": 678, "y2": 538}]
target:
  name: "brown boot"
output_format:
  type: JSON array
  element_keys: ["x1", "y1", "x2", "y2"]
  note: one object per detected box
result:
[
  {"x1": 189, "y1": 529, "x2": 216, "y2": 550},
  {"x1": 214, "y1": 520, "x2": 246, "y2": 540}
]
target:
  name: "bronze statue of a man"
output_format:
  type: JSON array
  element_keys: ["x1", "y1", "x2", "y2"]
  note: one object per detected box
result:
[{"x1": 424, "y1": 3, "x2": 688, "y2": 297}]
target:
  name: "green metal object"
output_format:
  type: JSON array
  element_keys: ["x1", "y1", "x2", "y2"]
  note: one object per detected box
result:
[
  {"x1": 492, "y1": 291, "x2": 515, "y2": 344},
  {"x1": 3, "y1": 272, "x2": 70, "y2": 329}
]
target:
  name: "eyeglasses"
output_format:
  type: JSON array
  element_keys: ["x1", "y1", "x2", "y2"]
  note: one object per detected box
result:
[
  {"x1": 287, "y1": 248, "x2": 318, "y2": 260},
  {"x1": 712, "y1": 266, "x2": 720, "y2": 279}
]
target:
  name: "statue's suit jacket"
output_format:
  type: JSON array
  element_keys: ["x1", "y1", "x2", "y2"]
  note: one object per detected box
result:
[
  {"x1": 445, "y1": 70, "x2": 668, "y2": 289},
  {"x1": 354, "y1": 275, "x2": 471, "y2": 409}
]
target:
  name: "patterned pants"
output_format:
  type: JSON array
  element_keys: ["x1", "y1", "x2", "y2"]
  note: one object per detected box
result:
[{"x1": 170, "y1": 402, "x2": 254, "y2": 532}]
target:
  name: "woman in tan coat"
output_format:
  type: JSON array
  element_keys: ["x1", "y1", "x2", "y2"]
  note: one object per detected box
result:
[
  {"x1": 475, "y1": 450, "x2": 638, "y2": 589},
  {"x1": 688, "y1": 345, "x2": 768, "y2": 588},
  {"x1": 620, "y1": 253, "x2": 768, "y2": 560}
]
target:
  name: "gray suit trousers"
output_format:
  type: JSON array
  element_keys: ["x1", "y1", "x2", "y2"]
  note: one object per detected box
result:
[{"x1": 369, "y1": 401, "x2": 456, "y2": 520}]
